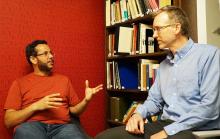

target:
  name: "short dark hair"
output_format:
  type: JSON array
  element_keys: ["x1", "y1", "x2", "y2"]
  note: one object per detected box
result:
[
  {"x1": 25, "y1": 40, "x2": 47, "y2": 65},
  {"x1": 154, "y1": 6, "x2": 190, "y2": 37}
]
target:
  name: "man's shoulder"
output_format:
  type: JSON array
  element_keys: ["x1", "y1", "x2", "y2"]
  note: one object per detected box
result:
[
  {"x1": 51, "y1": 73, "x2": 71, "y2": 83},
  {"x1": 52, "y1": 73, "x2": 69, "y2": 79},
  {"x1": 192, "y1": 43, "x2": 220, "y2": 64},
  {"x1": 14, "y1": 73, "x2": 71, "y2": 84},
  {"x1": 15, "y1": 73, "x2": 34, "y2": 82},
  {"x1": 195, "y1": 43, "x2": 219, "y2": 53}
]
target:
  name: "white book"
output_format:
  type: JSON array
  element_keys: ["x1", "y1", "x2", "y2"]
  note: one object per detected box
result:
[
  {"x1": 139, "y1": 23, "x2": 152, "y2": 54},
  {"x1": 148, "y1": 37, "x2": 154, "y2": 53},
  {"x1": 106, "y1": 0, "x2": 111, "y2": 26},
  {"x1": 118, "y1": 26, "x2": 134, "y2": 53},
  {"x1": 111, "y1": 2, "x2": 116, "y2": 24}
]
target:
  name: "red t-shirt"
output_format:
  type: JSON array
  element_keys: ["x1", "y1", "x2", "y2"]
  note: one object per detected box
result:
[{"x1": 4, "y1": 73, "x2": 80, "y2": 124}]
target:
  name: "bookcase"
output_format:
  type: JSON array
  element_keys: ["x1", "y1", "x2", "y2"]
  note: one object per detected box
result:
[{"x1": 104, "y1": 0, "x2": 197, "y2": 127}]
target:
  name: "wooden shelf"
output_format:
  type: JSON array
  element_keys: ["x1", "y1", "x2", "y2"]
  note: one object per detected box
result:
[
  {"x1": 107, "y1": 89, "x2": 148, "y2": 101},
  {"x1": 106, "y1": 13, "x2": 154, "y2": 29},
  {"x1": 107, "y1": 89, "x2": 147, "y2": 93},
  {"x1": 106, "y1": 51, "x2": 168, "y2": 61},
  {"x1": 107, "y1": 119, "x2": 124, "y2": 126}
]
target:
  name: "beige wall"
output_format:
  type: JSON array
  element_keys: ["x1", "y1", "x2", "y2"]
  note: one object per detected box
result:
[
  {"x1": 206, "y1": 0, "x2": 220, "y2": 47},
  {"x1": 197, "y1": 0, "x2": 220, "y2": 48}
]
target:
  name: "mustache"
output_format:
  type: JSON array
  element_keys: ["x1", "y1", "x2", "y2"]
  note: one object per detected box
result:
[{"x1": 48, "y1": 59, "x2": 54, "y2": 63}]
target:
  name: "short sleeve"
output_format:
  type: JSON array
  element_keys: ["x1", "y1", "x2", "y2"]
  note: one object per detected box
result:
[
  {"x1": 4, "y1": 80, "x2": 22, "y2": 110},
  {"x1": 67, "y1": 79, "x2": 80, "y2": 106}
]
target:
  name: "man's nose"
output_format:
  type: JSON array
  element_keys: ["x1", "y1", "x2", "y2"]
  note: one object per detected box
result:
[{"x1": 153, "y1": 30, "x2": 158, "y2": 39}]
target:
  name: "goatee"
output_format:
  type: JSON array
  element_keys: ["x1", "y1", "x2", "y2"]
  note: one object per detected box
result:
[{"x1": 38, "y1": 63, "x2": 53, "y2": 75}]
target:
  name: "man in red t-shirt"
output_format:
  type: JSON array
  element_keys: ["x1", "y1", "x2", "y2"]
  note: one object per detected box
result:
[{"x1": 4, "y1": 40, "x2": 103, "y2": 139}]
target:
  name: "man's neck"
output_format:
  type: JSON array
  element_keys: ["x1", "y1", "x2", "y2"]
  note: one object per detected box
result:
[
  {"x1": 169, "y1": 36, "x2": 188, "y2": 54},
  {"x1": 33, "y1": 68, "x2": 51, "y2": 76},
  {"x1": 34, "y1": 71, "x2": 51, "y2": 76}
]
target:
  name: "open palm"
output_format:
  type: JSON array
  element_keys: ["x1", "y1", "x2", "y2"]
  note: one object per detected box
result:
[{"x1": 85, "y1": 80, "x2": 103, "y2": 101}]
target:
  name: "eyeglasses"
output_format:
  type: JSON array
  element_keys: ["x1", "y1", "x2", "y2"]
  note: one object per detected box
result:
[
  {"x1": 153, "y1": 24, "x2": 176, "y2": 32},
  {"x1": 36, "y1": 51, "x2": 55, "y2": 57}
]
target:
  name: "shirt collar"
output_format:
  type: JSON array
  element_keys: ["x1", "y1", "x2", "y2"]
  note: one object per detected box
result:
[{"x1": 167, "y1": 38, "x2": 194, "y2": 63}]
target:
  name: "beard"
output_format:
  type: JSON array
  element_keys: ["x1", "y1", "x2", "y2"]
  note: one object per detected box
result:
[{"x1": 38, "y1": 60, "x2": 53, "y2": 75}]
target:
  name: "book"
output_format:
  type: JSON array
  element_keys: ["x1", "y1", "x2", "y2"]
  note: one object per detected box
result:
[
  {"x1": 110, "y1": 97, "x2": 129, "y2": 121},
  {"x1": 105, "y1": 0, "x2": 111, "y2": 26},
  {"x1": 123, "y1": 101, "x2": 138, "y2": 123},
  {"x1": 139, "y1": 23, "x2": 152, "y2": 54},
  {"x1": 117, "y1": 26, "x2": 134, "y2": 54},
  {"x1": 159, "y1": 0, "x2": 172, "y2": 8},
  {"x1": 106, "y1": 62, "x2": 112, "y2": 89},
  {"x1": 146, "y1": 28, "x2": 155, "y2": 53},
  {"x1": 140, "y1": 59, "x2": 158, "y2": 91},
  {"x1": 148, "y1": 36, "x2": 154, "y2": 53},
  {"x1": 115, "y1": 0, "x2": 122, "y2": 23},
  {"x1": 108, "y1": 33, "x2": 115, "y2": 57},
  {"x1": 118, "y1": 60, "x2": 139, "y2": 89},
  {"x1": 131, "y1": 24, "x2": 138, "y2": 55},
  {"x1": 120, "y1": 0, "x2": 129, "y2": 21},
  {"x1": 111, "y1": 2, "x2": 116, "y2": 24},
  {"x1": 127, "y1": 0, "x2": 137, "y2": 19}
]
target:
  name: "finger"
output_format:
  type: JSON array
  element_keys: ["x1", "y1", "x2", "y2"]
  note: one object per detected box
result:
[
  {"x1": 139, "y1": 120, "x2": 144, "y2": 134},
  {"x1": 85, "y1": 80, "x2": 89, "y2": 88},
  {"x1": 131, "y1": 118, "x2": 141, "y2": 134},
  {"x1": 48, "y1": 102, "x2": 63, "y2": 106},
  {"x1": 48, "y1": 93, "x2": 61, "y2": 98},
  {"x1": 92, "y1": 88, "x2": 101, "y2": 94},
  {"x1": 96, "y1": 84, "x2": 103, "y2": 88},
  {"x1": 125, "y1": 123, "x2": 131, "y2": 132},
  {"x1": 50, "y1": 97, "x2": 63, "y2": 102},
  {"x1": 125, "y1": 124, "x2": 128, "y2": 131},
  {"x1": 94, "y1": 85, "x2": 103, "y2": 92},
  {"x1": 131, "y1": 119, "x2": 138, "y2": 133},
  {"x1": 47, "y1": 105, "x2": 60, "y2": 109},
  {"x1": 95, "y1": 84, "x2": 103, "y2": 90},
  {"x1": 126, "y1": 119, "x2": 133, "y2": 133}
]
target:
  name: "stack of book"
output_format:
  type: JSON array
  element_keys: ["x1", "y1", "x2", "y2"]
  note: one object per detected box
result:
[
  {"x1": 107, "y1": 23, "x2": 158, "y2": 56},
  {"x1": 106, "y1": 0, "x2": 172, "y2": 26}
]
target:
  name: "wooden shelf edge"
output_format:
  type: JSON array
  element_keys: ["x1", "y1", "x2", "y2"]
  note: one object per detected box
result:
[
  {"x1": 107, "y1": 89, "x2": 148, "y2": 94},
  {"x1": 106, "y1": 51, "x2": 168, "y2": 61},
  {"x1": 106, "y1": 13, "x2": 154, "y2": 29},
  {"x1": 107, "y1": 119, "x2": 125, "y2": 126}
]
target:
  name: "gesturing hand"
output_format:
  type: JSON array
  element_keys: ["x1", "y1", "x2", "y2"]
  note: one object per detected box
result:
[
  {"x1": 85, "y1": 80, "x2": 103, "y2": 102},
  {"x1": 31, "y1": 93, "x2": 63, "y2": 111}
]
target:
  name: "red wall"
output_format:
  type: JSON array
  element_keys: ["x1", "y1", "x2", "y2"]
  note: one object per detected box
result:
[{"x1": 0, "y1": 0, "x2": 106, "y2": 138}]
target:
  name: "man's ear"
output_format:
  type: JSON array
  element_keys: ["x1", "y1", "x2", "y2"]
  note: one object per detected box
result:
[
  {"x1": 175, "y1": 23, "x2": 181, "y2": 35},
  {"x1": 30, "y1": 56, "x2": 37, "y2": 64}
]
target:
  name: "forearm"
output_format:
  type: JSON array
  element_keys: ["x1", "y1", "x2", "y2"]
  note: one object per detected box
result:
[
  {"x1": 69, "y1": 98, "x2": 89, "y2": 115},
  {"x1": 164, "y1": 102, "x2": 220, "y2": 135},
  {"x1": 137, "y1": 72, "x2": 163, "y2": 118},
  {"x1": 4, "y1": 93, "x2": 63, "y2": 128},
  {"x1": 4, "y1": 104, "x2": 36, "y2": 128}
]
